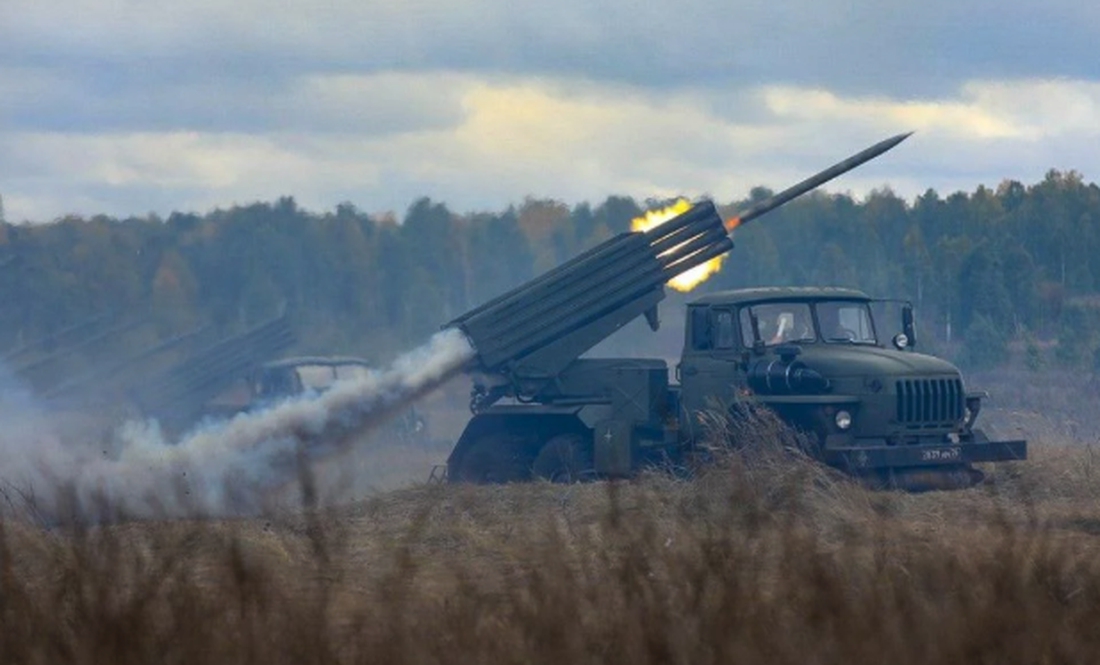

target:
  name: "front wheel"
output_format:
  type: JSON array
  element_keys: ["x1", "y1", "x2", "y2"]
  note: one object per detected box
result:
[{"x1": 532, "y1": 433, "x2": 595, "y2": 483}]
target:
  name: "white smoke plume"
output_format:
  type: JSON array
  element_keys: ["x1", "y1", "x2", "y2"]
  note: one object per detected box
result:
[{"x1": 0, "y1": 328, "x2": 475, "y2": 519}]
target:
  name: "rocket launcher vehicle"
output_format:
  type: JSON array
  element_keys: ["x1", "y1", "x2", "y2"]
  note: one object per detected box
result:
[
  {"x1": 442, "y1": 131, "x2": 1022, "y2": 490},
  {"x1": 447, "y1": 133, "x2": 911, "y2": 403}
]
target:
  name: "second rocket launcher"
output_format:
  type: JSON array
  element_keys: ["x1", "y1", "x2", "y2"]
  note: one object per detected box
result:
[{"x1": 448, "y1": 133, "x2": 911, "y2": 381}]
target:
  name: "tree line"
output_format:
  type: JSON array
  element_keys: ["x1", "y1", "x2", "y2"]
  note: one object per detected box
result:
[{"x1": 1, "y1": 168, "x2": 1099, "y2": 372}]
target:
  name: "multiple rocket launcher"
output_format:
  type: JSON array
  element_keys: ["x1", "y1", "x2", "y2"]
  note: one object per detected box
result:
[
  {"x1": 450, "y1": 199, "x2": 728, "y2": 378},
  {"x1": 441, "y1": 129, "x2": 1025, "y2": 488},
  {"x1": 448, "y1": 133, "x2": 912, "y2": 391}
]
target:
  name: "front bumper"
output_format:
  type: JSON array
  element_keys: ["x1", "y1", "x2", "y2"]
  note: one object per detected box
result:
[{"x1": 823, "y1": 438, "x2": 1027, "y2": 472}]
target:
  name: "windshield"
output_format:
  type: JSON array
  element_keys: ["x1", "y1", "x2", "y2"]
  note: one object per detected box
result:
[
  {"x1": 335, "y1": 364, "x2": 371, "y2": 381},
  {"x1": 739, "y1": 300, "x2": 878, "y2": 347},
  {"x1": 815, "y1": 300, "x2": 877, "y2": 344},
  {"x1": 740, "y1": 303, "x2": 816, "y2": 346},
  {"x1": 295, "y1": 365, "x2": 338, "y2": 391}
]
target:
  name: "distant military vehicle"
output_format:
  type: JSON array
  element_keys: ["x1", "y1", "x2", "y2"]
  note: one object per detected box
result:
[
  {"x1": 252, "y1": 356, "x2": 374, "y2": 401},
  {"x1": 209, "y1": 356, "x2": 427, "y2": 444},
  {"x1": 441, "y1": 133, "x2": 1026, "y2": 491}
]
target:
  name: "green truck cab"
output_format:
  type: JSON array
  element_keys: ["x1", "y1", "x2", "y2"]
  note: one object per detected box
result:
[{"x1": 679, "y1": 287, "x2": 1024, "y2": 489}]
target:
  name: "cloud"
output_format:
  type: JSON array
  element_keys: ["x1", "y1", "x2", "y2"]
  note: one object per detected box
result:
[
  {"x1": 5, "y1": 75, "x2": 1100, "y2": 223},
  {"x1": 6, "y1": 0, "x2": 1100, "y2": 104},
  {"x1": 0, "y1": 66, "x2": 468, "y2": 134},
  {"x1": 761, "y1": 80, "x2": 1100, "y2": 142},
  {"x1": 4, "y1": 1, "x2": 1100, "y2": 221}
]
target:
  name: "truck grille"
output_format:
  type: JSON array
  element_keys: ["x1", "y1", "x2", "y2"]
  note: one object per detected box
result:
[{"x1": 896, "y1": 378, "x2": 963, "y2": 427}]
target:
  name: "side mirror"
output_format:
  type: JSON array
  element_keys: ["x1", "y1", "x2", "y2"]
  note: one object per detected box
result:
[{"x1": 901, "y1": 304, "x2": 917, "y2": 349}]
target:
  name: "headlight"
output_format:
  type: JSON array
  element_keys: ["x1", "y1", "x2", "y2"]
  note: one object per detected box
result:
[
  {"x1": 962, "y1": 405, "x2": 977, "y2": 431},
  {"x1": 835, "y1": 410, "x2": 853, "y2": 430}
]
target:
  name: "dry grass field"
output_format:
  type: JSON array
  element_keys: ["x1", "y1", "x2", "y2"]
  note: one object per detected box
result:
[{"x1": 2, "y1": 381, "x2": 1100, "y2": 664}]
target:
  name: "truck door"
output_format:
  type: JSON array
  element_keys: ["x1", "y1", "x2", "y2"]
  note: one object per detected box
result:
[{"x1": 678, "y1": 306, "x2": 744, "y2": 438}]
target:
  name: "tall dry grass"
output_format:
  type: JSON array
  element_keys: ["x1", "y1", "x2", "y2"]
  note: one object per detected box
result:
[{"x1": 2, "y1": 407, "x2": 1100, "y2": 664}]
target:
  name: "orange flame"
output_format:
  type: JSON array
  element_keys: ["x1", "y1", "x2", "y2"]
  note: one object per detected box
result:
[
  {"x1": 631, "y1": 199, "x2": 726, "y2": 292},
  {"x1": 725, "y1": 216, "x2": 742, "y2": 232}
]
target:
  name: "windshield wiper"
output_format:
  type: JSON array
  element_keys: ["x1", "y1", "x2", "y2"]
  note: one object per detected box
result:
[{"x1": 825, "y1": 337, "x2": 877, "y2": 345}]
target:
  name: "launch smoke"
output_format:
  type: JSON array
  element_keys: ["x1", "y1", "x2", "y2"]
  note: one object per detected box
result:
[{"x1": 0, "y1": 329, "x2": 475, "y2": 518}]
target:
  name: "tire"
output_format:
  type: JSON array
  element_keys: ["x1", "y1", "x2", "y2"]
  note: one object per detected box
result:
[
  {"x1": 451, "y1": 434, "x2": 533, "y2": 484},
  {"x1": 532, "y1": 433, "x2": 595, "y2": 483}
]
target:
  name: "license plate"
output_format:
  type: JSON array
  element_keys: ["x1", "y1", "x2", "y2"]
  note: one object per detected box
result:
[{"x1": 920, "y1": 447, "x2": 961, "y2": 462}]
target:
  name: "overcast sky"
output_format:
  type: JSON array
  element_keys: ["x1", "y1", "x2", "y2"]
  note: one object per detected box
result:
[{"x1": 3, "y1": 0, "x2": 1100, "y2": 222}]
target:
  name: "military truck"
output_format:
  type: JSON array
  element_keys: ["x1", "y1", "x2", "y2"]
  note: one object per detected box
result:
[{"x1": 441, "y1": 133, "x2": 1026, "y2": 490}]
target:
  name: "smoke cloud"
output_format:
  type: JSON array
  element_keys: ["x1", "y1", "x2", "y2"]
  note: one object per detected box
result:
[{"x1": 0, "y1": 328, "x2": 475, "y2": 519}]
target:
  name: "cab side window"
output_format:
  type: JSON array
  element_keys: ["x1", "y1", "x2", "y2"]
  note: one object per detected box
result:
[{"x1": 714, "y1": 310, "x2": 735, "y2": 349}]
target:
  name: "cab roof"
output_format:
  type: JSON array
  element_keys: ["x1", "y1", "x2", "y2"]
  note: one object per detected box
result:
[
  {"x1": 688, "y1": 286, "x2": 871, "y2": 306},
  {"x1": 261, "y1": 356, "x2": 373, "y2": 370}
]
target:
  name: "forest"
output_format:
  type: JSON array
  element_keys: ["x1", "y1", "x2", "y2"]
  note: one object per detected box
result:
[{"x1": 1, "y1": 168, "x2": 1099, "y2": 374}]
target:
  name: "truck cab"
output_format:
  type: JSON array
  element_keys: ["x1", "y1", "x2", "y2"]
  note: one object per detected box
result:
[
  {"x1": 251, "y1": 357, "x2": 374, "y2": 401},
  {"x1": 205, "y1": 356, "x2": 427, "y2": 443},
  {"x1": 679, "y1": 287, "x2": 1025, "y2": 489}
]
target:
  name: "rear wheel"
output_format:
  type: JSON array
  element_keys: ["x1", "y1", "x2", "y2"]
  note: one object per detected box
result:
[
  {"x1": 450, "y1": 434, "x2": 533, "y2": 484},
  {"x1": 532, "y1": 433, "x2": 595, "y2": 483}
]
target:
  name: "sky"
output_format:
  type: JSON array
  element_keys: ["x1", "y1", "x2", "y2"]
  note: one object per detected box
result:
[{"x1": 3, "y1": 0, "x2": 1100, "y2": 223}]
